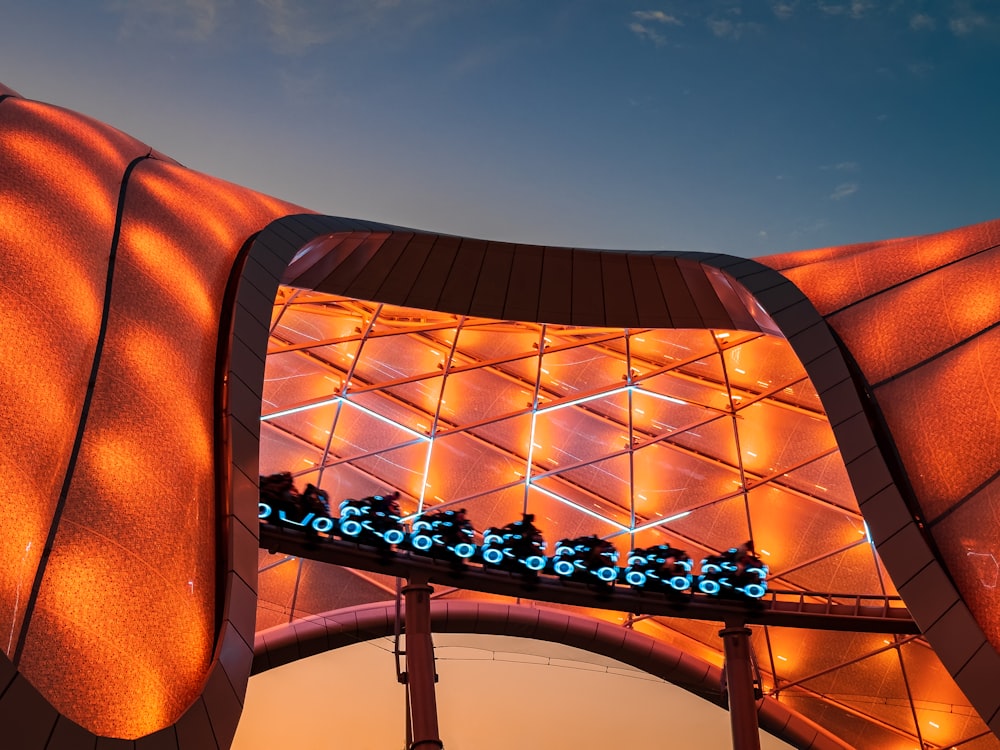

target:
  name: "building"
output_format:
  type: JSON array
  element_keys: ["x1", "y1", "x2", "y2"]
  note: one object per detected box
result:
[{"x1": 1, "y1": 82, "x2": 998, "y2": 749}]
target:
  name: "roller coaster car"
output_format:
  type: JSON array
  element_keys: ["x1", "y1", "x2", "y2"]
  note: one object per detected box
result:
[
  {"x1": 479, "y1": 514, "x2": 547, "y2": 574},
  {"x1": 407, "y1": 508, "x2": 477, "y2": 561},
  {"x1": 258, "y1": 474, "x2": 338, "y2": 537},
  {"x1": 697, "y1": 547, "x2": 769, "y2": 599},
  {"x1": 550, "y1": 535, "x2": 620, "y2": 583},
  {"x1": 258, "y1": 472, "x2": 300, "y2": 525},
  {"x1": 336, "y1": 492, "x2": 405, "y2": 547},
  {"x1": 623, "y1": 545, "x2": 693, "y2": 592}
]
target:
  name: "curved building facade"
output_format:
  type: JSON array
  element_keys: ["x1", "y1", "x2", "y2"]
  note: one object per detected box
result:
[{"x1": 0, "y1": 82, "x2": 997, "y2": 748}]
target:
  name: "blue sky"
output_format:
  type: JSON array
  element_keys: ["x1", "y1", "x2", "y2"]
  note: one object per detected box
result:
[{"x1": 3, "y1": 0, "x2": 999, "y2": 256}]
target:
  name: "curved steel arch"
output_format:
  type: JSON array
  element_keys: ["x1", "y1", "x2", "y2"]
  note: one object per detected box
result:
[
  {"x1": 235, "y1": 213, "x2": 1000, "y2": 739},
  {"x1": 252, "y1": 600, "x2": 851, "y2": 750}
]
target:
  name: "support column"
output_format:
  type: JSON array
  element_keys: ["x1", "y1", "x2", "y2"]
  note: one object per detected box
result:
[
  {"x1": 403, "y1": 575, "x2": 443, "y2": 750},
  {"x1": 719, "y1": 619, "x2": 761, "y2": 750}
]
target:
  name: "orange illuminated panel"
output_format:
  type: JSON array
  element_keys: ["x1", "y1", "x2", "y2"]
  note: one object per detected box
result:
[
  {"x1": 14, "y1": 153, "x2": 300, "y2": 737},
  {"x1": 829, "y1": 246, "x2": 1000, "y2": 385},
  {"x1": 763, "y1": 219, "x2": 1000, "y2": 315},
  {"x1": 874, "y1": 326, "x2": 1000, "y2": 522},
  {"x1": 0, "y1": 97, "x2": 150, "y2": 667}
]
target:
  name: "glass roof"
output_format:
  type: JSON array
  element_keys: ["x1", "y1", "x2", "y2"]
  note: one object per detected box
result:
[{"x1": 256, "y1": 286, "x2": 998, "y2": 750}]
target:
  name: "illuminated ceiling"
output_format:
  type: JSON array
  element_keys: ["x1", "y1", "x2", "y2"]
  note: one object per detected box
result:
[{"x1": 256, "y1": 287, "x2": 999, "y2": 750}]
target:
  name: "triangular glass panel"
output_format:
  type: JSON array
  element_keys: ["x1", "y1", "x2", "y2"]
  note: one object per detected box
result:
[
  {"x1": 630, "y1": 440, "x2": 743, "y2": 521},
  {"x1": 532, "y1": 390, "x2": 631, "y2": 468},
  {"x1": 747, "y1": 483, "x2": 868, "y2": 584},
  {"x1": 368, "y1": 301, "x2": 459, "y2": 336},
  {"x1": 342, "y1": 388, "x2": 436, "y2": 439},
  {"x1": 665, "y1": 413, "x2": 739, "y2": 468},
  {"x1": 421, "y1": 430, "x2": 527, "y2": 504},
  {"x1": 655, "y1": 494, "x2": 751, "y2": 555},
  {"x1": 773, "y1": 537, "x2": 887, "y2": 596},
  {"x1": 779, "y1": 692, "x2": 918, "y2": 750},
  {"x1": 628, "y1": 329, "x2": 719, "y2": 368},
  {"x1": 774, "y1": 450, "x2": 859, "y2": 512},
  {"x1": 539, "y1": 338, "x2": 628, "y2": 396},
  {"x1": 542, "y1": 325, "x2": 621, "y2": 350},
  {"x1": 262, "y1": 348, "x2": 344, "y2": 413},
  {"x1": 339, "y1": 442, "x2": 432, "y2": 499},
  {"x1": 323, "y1": 396, "x2": 428, "y2": 461},
  {"x1": 735, "y1": 399, "x2": 838, "y2": 479},
  {"x1": 538, "y1": 454, "x2": 632, "y2": 517},
  {"x1": 271, "y1": 298, "x2": 366, "y2": 347},
  {"x1": 629, "y1": 387, "x2": 723, "y2": 441},
  {"x1": 453, "y1": 320, "x2": 543, "y2": 363},
  {"x1": 347, "y1": 331, "x2": 445, "y2": 388},
  {"x1": 292, "y1": 558, "x2": 397, "y2": 618},
  {"x1": 722, "y1": 333, "x2": 809, "y2": 394},
  {"x1": 466, "y1": 412, "x2": 533, "y2": 460},
  {"x1": 524, "y1": 482, "x2": 630, "y2": 546},
  {"x1": 640, "y1": 366, "x2": 732, "y2": 413},
  {"x1": 260, "y1": 421, "x2": 324, "y2": 476},
  {"x1": 439, "y1": 366, "x2": 536, "y2": 427},
  {"x1": 265, "y1": 400, "x2": 339, "y2": 452},
  {"x1": 832, "y1": 654, "x2": 919, "y2": 738},
  {"x1": 764, "y1": 626, "x2": 897, "y2": 694}
]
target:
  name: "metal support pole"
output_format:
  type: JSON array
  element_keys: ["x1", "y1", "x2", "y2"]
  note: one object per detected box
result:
[
  {"x1": 403, "y1": 575, "x2": 443, "y2": 750},
  {"x1": 719, "y1": 619, "x2": 761, "y2": 750}
]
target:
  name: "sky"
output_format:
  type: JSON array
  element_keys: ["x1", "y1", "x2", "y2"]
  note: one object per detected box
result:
[{"x1": 3, "y1": 0, "x2": 1000, "y2": 257}]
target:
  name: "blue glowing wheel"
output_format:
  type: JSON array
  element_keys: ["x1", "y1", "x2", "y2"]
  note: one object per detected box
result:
[
  {"x1": 383, "y1": 528, "x2": 405, "y2": 545},
  {"x1": 454, "y1": 542, "x2": 476, "y2": 559},
  {"x1": 339, "y1": 518, "x2": 362, "y2": 537},
  {"x1": 484, "y1": 533, "x2": 503, "y2": 545},
  {"x1": 412, "y1": 520, "x2": 433, "y2": 533},
  {"x1": 701, "y1": 562, "x2": 721, "y2": 574},
  {"x1": 411, "y1": 534, "x2": 433, "y2": 551},
  {"x1": 743, "y1": 583, "x2": 766, "y2": 599},
  {"x1": 311, "y1": 516, "x2": 335, "y2": 533},
  {"x1": 670, "y1": 575, "x2": 691, "y2": 591},
  {"x1": 699, "y1": 578, "x2": 721, "y2": 595},
  {"x1": 524, "y1": 555, "x2": 546, "y2": 571},
  {"x1": 482, "y1": 547, "x2": 504, "y2": 565},
  {"x1": 597, "y1": 566, "x2": 617, "y2": 582},
  {"x1": 626, "y1": 570, "x2": 647, "y2": 586},
  {"x1": 627, "y1": 554, "x2": 646, "y2": 566},
  {"x1": 258, "y1": 503, "x2": 272, "y2": 520},
  {"x1": 553, "y1": 559, "x2": 575, "y2": 577},
  {"x1": 340, "y1": 505, "x2": 361, "y2": 518}
]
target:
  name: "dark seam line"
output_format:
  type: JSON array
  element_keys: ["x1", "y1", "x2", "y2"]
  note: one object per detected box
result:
[
  {"x1": 12, "y1": 152, "x2": 152, "y2": 667},
  {"x1": 928, "y1": 462, "x2": 1000, "y2": 529},
  {"x1": 870, "y1": 317, "x2": 1000, "y2": 390},
  {"x1": 824, "y1": 241, "x2": 1000, "y2": 318},
  {"x1": 0, "y1": 94, "x2": 13, "y2": 105}
]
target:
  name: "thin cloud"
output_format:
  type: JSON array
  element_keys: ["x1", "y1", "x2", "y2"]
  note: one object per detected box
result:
[
  {"x1": 830, "y1": 182, "x2": 859, "y2": 200},
  {"x1": 909, "y1": 13, "x2": 936, "y2": 31},
  {"x1": 706, "y1": 17, "x2": 762, "y2": 39},
  {"x1": 258, "y1": 0, "x2": 446, "y2": 54},
  {"x1": 771, "y1": 1, "x2": 797, "y2": 19},
  {"x1": 108, "y1": 0, "x2": 226, "y2": 41},
  {"x1": 949, "y1": 13, "x2": 987, "y2": 35},
  {"x1": 632, "y1": 10, "x2": 683, "y2": 25},
  {"x1": 629, "y1": 21, "x2": 667, "y2": 45},
  {"x1": 822, "y1": 161, "x2": 859, "y2": 172},
  {"x1": 816, "y1": 1, "x2": 869, "y2": 19}
]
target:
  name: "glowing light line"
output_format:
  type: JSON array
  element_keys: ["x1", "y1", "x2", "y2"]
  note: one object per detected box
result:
[
  {"x1": 632, "y1": 511, "x2": 692, "y2": 534},
  {"x1": 528, "y1": 483, "x2": 629, "y2": 531}
]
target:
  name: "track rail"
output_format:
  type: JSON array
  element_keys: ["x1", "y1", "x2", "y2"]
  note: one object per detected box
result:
[{"x1": 259, "y1": 526, "x2": 918, "y2": 634}]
